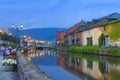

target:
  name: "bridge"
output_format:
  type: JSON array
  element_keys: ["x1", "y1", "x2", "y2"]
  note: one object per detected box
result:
[{"x1": 35, "y1": 44, "x2": 54, "y2": 49}]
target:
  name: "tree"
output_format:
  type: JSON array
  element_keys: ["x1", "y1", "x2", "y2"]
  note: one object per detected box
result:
[{"x1": 0, "y1": 33, "x2": 18, "y2": 43}]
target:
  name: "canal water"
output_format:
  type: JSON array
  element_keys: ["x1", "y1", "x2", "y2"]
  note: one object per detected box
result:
[{"x1": 27, "y1": 49, "x2": 120, "y2": 80}]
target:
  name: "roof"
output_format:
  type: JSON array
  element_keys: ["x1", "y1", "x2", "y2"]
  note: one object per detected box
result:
[
  {"x1": 66, "y1": 12, "x2": 120, "y2": 35},
  {"x1": 107, "y1": 12, "x2": 120, "y2": 19},
  {"x1": 99, "y1": 12, "x2": 120, "y2": 20},
  {"x1": 106, "y1": 19, "x2": 120, "y2": 25},
  {"x1": 77, "y1": 12, "x2": 120, "y2": 32},
  {"x1": 65, "y1": 20, "x2": 86, "y2": 35}
]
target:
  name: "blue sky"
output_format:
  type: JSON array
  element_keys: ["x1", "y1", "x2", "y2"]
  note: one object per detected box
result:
[{"x1": 0, "y1": 0, "x2": 120, "y2": 29}]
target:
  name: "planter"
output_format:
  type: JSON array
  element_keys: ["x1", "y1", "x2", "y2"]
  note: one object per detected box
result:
[
  {"x1": 2, "y1": 64, "x2": 17, "y2": 71},
  {"x1": 10, "y1": 51, "x2": 16, "y2": 55}
]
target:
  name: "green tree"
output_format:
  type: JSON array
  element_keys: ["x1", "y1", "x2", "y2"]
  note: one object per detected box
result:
[
  {"x1": 98, "y1": 33, "x2": 104, "y2": 46},
  {"x1": 0, "y1": 33, "x2": 18, "y2": 43}
]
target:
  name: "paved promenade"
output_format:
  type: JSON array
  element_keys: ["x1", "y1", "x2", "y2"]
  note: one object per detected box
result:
[{"x1": 0, "y1": 53, "x2": 18, "y2": 80}]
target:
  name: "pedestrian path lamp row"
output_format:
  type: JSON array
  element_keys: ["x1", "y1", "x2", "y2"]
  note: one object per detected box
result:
[{"x1": 11, "y1": 24, "x2": 23, "y2": 50}]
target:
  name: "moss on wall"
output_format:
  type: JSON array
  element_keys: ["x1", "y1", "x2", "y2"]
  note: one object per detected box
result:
[
  {"x1": 105, "y1": 20, "x2": 120, "y2": 42},
  {"x1": 87, "y1": 37, "x2": 93, "y2": 46},
  {"x1": 98, "y1": 33, "x2": 104, "y2": 46}
]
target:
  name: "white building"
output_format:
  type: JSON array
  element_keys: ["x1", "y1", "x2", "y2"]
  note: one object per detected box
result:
[{"x1": 0, "y1": 26, "x2": 9, "y2": 34}]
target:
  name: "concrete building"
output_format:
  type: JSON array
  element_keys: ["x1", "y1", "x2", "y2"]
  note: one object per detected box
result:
[{"x1": 0, "y1": 26, "x2": 9, "y2": 34}]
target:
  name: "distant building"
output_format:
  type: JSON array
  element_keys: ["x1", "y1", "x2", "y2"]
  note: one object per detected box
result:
[
  {"x1": 0, "y1": 26, "x2": 9, "y2": 34},
  {"x1": 56, "y1": 30, "x2": 65, "y2": 45},
  {"x1": 0, "y1": 27, "x2": 10, "y2": 44}
]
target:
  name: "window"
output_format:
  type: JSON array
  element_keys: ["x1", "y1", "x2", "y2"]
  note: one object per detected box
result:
[{"x1": 86, "y1": 30, "x2": 91, "y2": 37}]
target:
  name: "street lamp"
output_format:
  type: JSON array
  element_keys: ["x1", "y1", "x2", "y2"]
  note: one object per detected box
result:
[{"x1": 11, "y1": 24, "x2": 23, "y2": 50}]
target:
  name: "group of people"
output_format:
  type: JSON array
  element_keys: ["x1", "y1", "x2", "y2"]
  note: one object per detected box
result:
[{"x1": 0, "y1": 45, "x2": 12, "y2": 56}]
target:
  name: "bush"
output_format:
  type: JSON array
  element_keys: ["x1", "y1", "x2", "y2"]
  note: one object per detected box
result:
[
  {"x1": 69, "y1": 46, "x2": 106, "y2": 54},
  {"x1": 111, "y1": 48, "x2": 120, "y2": 55},
  {"x1": 98, "y1": 33, "x2": 104, "y2": 46},
  {"x1": 87, "y1": 37, "x2": 93, "y2": 46},
  {"x1": 69, "y1": 45, "x2": 120, "y2": 55}
]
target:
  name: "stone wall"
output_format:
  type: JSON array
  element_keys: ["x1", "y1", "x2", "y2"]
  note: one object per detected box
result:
[
  {"x1": 16, "y1": 52, "x2": 53, "y2": 80},
  {"x1": 91, "y1": 27, "x2": 102, "y2": 46}
]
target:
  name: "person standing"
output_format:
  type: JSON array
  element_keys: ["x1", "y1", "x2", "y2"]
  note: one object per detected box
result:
[{"x1": 9, "y1": 46, "x2": 12, "y2": 53}]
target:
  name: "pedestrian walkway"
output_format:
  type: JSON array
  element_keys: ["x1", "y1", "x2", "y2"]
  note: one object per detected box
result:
[
  {"x1": 0, "y1": 53, "x2": 18, "y2": 80},
  {"x1": 0, "y1": 54, "x2": 3, "y2": 70},
  {"x1": 0, "y1": 72, "x2": 18, "y2": 80}
]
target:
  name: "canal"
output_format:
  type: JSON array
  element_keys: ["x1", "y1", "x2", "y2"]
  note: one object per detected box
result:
[{"x1": 27, "y1": 49, "x2": 120, "y2": 80}]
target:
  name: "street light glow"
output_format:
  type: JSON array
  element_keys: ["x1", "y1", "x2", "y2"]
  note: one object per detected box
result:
[
  {"x1": 11, "y1": 24, "x2": 15, "y2": 29},
  {"x1": 20, "y1": 24, "x2": 23, "y2": 29}
]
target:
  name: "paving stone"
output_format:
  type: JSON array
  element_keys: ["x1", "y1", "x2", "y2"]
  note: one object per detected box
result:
[
  {"x1": 0, "y1": 72, "x2": 18, "y2": 80},
  {"x1": 0, "y1": 53, "x2": 18, "y2": 80}
]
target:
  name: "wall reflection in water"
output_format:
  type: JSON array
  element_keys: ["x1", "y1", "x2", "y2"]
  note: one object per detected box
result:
[
  {"x1": 57, "y1": 52, "x2": 120, "y2": 80},
  {"x1": 27, "y1": 50, "x2": 120, "y2": 80}
]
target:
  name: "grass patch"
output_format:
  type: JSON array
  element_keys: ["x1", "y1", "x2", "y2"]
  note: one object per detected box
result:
[{"x1": 69, "y1": 46, "x2": 106, "y2": 54}]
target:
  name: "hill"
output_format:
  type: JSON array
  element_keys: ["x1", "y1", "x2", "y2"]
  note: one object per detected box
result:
[{"x1": 9, "y1": 28, "x2": 66, "y2": 41}]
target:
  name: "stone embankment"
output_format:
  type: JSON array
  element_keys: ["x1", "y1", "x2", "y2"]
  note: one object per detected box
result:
[
  {"x1": 16, "y1": 52, "x2": 53, "y2": 80},
  {"x1": 55, "y1": 47, "x2": 120, "y2": 57}
]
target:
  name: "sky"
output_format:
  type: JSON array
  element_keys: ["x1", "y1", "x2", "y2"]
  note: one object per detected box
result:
[{"x1": 0, "y1": 0, "x2": 120, "y2": 29}]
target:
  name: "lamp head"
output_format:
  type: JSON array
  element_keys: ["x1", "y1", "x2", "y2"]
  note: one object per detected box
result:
[
  {"x1": 11, "y1": 24, "x2": 15, "y2": 29},
  {"x1": 20, "y1": 24, "x2": 23, "y2": 29}
]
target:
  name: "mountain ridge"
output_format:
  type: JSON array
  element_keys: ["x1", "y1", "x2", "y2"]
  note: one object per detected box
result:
[{"x1": 10, "y1": 28, "x2": 66, "y2": 41}]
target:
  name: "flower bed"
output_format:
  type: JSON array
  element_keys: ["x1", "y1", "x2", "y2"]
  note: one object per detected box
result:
[
  {"x1": 4, "y1": 55, "x2": 16, "y2": 60},
  {"x1": 2, "y1": 58, "x2": 17, "y2": 71},
  {"x1": 2, "y1": 59, "x2": 17, "y2": 65}
]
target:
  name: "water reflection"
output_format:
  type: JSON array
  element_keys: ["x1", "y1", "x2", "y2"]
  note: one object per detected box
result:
[
  {"x1": 64, "y1": 53, "x2": 120, "y2": 80},
  {"x1": 60, "y1": 55, "x2": 102, "y2": 79},
  {"x1": 27, "y1": 50, "x2": 120, "y2": 80}
]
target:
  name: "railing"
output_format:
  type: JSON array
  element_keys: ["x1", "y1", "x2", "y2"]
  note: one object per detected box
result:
[{"x1": 35, "y1": 44, "x2": 53, "y2": 48}]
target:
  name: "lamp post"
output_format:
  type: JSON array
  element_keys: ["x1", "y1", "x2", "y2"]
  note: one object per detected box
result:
[{"x1": 11, "y1": 24, "x2": 23, "y2": 50}]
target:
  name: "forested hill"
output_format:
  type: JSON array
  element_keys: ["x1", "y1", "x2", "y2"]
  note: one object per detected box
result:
[{"x1": 10, "y1": 28, "x2": 66, "y2": 41}]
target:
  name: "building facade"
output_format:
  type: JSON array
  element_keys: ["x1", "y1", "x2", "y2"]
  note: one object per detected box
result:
[
  {"x1": 104, "y1": 19, "x2": 120, "y2": 47},
  {"x1": 0, "y1": 27, "x2": 9, "y2": 34},
  {"x1": 56, "y1": 30, "x2": 65, "y2": 45},
  {"x1": 65, "y1": 12, "x2": 120, "y2": 47},
  {"x1": 65, "y1": 20, "x2": 86, "y2": 46}
]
